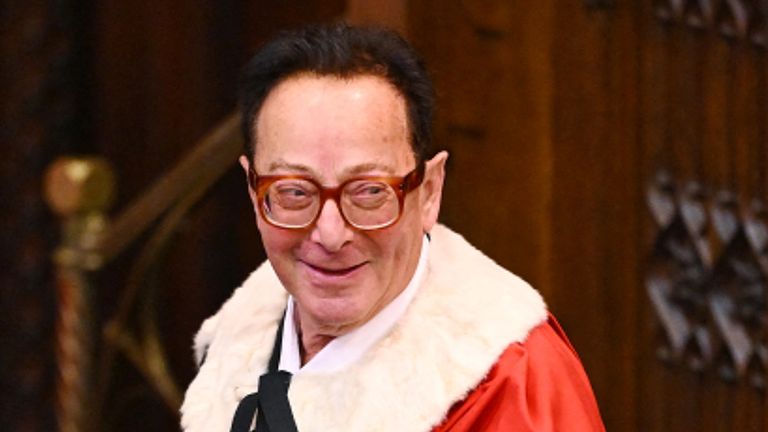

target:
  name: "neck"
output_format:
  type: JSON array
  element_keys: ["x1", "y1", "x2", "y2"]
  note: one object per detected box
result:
[
  {"x1": 292, "y1": 289, "x2": 407, "y2": 365},
  {"x1": 299, "y1": 333, "x2": 334, "y2": 365},
  {"x1": 290, "y1": 289, "x2": 405, "y2": 365},
  {"x1": 293, "y1": 310, "x2": 338, "y2": 365}
]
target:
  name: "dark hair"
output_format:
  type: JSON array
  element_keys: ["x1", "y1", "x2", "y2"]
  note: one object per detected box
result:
[{"x1": 238, "y1": 22, "x2": 435, "y2": 163}]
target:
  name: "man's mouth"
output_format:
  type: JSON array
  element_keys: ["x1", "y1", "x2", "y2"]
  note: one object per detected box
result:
[{"x1": 303, "y1": 261, "x2": 367, "y2": 277}]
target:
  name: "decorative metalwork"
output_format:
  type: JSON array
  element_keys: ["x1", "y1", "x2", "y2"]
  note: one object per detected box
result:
[
  {"x1": 646, "y1": 171, "x2": 768, "y2": 389},
  {"x1": 654, "y1": 0, "x2": 768, "y2": 48},
  {"x1": 45, "y1": 158, "x2": 115, "y2": 432},
  {"x1": 45, "y1": 113, "x2": 243, "y2": 431}
]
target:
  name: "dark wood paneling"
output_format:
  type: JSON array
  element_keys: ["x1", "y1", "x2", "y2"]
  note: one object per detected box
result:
[
  {"x1": 551, "y1": 2, "x2": 643, "y2": 428},
  {"x1": 409, "y1": 0, "x2": 555, "y2": 300},
  {"x1": 410, "y1": 1, "x2": 767, "y2": 431},
  {"x1": 84, "y1": 1, "x2": 345, "y2": 428},
  {"x1": 0, "y1": 2, "x2": 345, "y2": 431},
  {"x1": 550, "y1": 0, "x2": 613, "y2": 416},
  {"x1": 638, "y1": 2, "x2": 768, "y2": 432},
  {"x1": 1, "y1": 1, "x2": 90, "y2": 429}
]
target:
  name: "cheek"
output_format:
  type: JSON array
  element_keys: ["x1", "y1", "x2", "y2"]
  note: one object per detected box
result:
[
  {"x1": 370, "y1": 214, "x2": 421, "y2": 268},
  {"x1": 257, "y1": 220, "x2": 301, "y2": 260}
]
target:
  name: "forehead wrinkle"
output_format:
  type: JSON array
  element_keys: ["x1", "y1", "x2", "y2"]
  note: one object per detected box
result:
[
  {"x1": 265, "y1": 159, "x2": 316, "y2": 176},
  {"x1": 262, "y1": 159, "x2": 402, "y2": 184},
  {"x1": 342, "y1": 162, "x2": 398, "y2": 176}
]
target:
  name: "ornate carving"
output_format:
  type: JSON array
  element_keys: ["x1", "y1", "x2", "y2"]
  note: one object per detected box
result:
[
  {"x1": 654, "y1": 0, "x2": 768, "y2": 48},
  {"x1": 750, "y1": 0, "x2": 768, "y2": 51},
  {"x1": 743, "y1": 201, "x2": 768, "y2": 387},
  {"x1": 716, "y1": 0, "x2": 749, "y2": 38},
  {"x1": 708, "y1": 194, "x2": 761, "y2": 383},
  {"x1": 646, "y1": 172, "x2": 714, "y2": 370},
  {"x1": 646, "y1": 172, "x2": 768, "y2": 388},
  {"x1": 655, "y1": 0, "x2": 715, "y2": 27},
  {"x1": 655, "y1": 0, "x2": 689, "y2": 22}
]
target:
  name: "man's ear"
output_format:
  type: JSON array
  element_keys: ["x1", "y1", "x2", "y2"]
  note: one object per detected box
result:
[
  {"x1": 239, "y1": 155, "x2": 258, "y2": 210},
  {"x1": 420, "y1": 150, "x2": 449, "y2": 232}
]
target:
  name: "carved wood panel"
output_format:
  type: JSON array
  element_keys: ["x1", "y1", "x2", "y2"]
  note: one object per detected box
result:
[
  {"x1": 647, "y1": 174, "x2": 767, "y2": 387},
  {"x1": 639, "y1": 0, "x2": 768, "y2": 429},
  {"x1": 413, "y1": 0, "x2": 767, "y2": 430},
  {"x1": 655, "y1": 0, "x2": 768, "y2": 47}
]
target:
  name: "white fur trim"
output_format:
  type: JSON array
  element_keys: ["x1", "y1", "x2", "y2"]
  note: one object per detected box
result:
[{"x1": 181, "y1": 224, "x2": 547, "y2": 431}]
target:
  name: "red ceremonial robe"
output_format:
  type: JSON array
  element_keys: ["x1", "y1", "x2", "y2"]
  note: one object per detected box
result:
[
  {"x1": 434, "y1": 316, "x2": 605, "y2": 432},
  {"x1": 182, "y1": 225, "x2": 605, "y2": 432}
]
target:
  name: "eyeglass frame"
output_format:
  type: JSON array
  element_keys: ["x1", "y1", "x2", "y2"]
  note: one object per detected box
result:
[{"x1": 247, "y1": 161, "x2": 426, "y2": 231}]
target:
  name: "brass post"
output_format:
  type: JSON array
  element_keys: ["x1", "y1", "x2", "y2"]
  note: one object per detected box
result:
[{"x1": 44, "y1": 157, "x2": 114, "y2": 432}]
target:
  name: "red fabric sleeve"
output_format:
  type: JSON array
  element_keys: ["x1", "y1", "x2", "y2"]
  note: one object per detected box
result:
[{"x1": 432, "y1": 314, "x2": 605, "y2": 432}]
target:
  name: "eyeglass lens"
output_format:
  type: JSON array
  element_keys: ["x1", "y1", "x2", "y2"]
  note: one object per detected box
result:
[{"x1": 263, "y1": 179, "x2": 400, "y2": 228}]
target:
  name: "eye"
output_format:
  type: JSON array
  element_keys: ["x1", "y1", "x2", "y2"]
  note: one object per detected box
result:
[
  {"x1": 345, "y1": 181, "x2": 394, "y2": 209},
  {"x1": 268, "y1": 181, "x2": 317, "y2": 210},
  {"x1": 349, "y1": 182, "x2": 388, "y2": 197},
  {"x1": 277, "y1": 186, "x2": 309, "y2": 197},
  {"x1": 357, "y1": 184, "x2": 386, "y2": 196}
]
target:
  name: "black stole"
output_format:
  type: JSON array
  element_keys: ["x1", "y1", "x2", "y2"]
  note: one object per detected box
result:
[{"x1": 230, "y1": 314, "x2": 299, "y2": 432}]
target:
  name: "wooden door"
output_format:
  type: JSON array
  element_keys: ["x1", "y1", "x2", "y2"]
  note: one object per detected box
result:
[{"x1": 408, "y1": 1, "x2": 768, "y2": 430}]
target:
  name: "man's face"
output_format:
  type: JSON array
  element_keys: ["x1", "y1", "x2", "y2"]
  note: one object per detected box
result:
[{"x1": 240, "y1": 74, "x2": 446, "y2": 335}]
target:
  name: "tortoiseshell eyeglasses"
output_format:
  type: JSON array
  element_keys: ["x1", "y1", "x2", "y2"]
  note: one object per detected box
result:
[{"x1": 248, "y1": 162, "x2": 425, "y2": 230}]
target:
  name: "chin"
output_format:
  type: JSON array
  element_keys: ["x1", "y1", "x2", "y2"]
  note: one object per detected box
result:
[{"x1": 303, "y1": 296, "x2": 370, "y2": 330}]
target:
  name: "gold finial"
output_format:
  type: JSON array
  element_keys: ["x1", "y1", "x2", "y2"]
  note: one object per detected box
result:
[{"x1": 44, "y1": 157, "x2": 116, "y2": 216}]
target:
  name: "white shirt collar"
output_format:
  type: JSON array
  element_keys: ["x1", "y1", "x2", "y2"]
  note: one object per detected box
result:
[{"x1": 279, "y1": 234, "x2": 430, "y2": 374}]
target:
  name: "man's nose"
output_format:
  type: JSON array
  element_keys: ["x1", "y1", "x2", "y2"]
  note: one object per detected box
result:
[{"x1": 310, "y1": 199, "x2": 354, "y2": 252}]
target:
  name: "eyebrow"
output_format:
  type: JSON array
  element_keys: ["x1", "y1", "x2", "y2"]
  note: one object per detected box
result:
[
  {"x1": 265, "y1": 159, "x2": 398, "y2": 178},
  {"x1": 267, "y1": 160, "x2": 315, "y2": 174},
  {"x1": 343, "y1": 162, "x2": 397, "y2": 176}
]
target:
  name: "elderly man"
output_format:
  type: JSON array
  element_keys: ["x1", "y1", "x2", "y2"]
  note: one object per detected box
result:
[{"x1": 181, "y1": 23, "x2": 604, "y2": 432}]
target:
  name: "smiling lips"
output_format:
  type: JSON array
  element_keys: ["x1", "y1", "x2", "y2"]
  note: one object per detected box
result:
[{"x1": 303, "y1": 261, "x2": 367, "y2": 278}]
